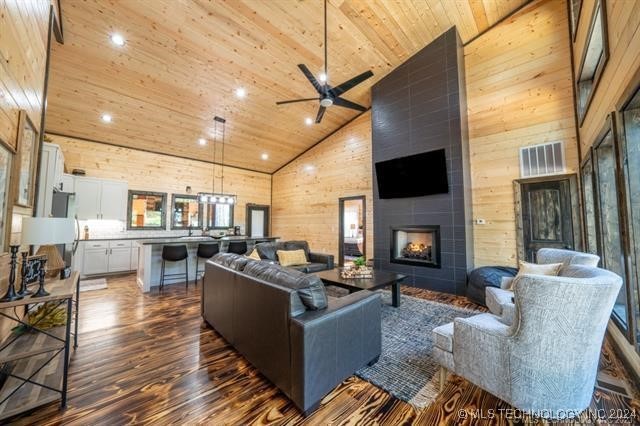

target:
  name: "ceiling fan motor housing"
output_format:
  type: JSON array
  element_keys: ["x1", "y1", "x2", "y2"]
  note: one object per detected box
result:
[{"x1": 320, "y1": 98, "x2": 333, "y2": 107}]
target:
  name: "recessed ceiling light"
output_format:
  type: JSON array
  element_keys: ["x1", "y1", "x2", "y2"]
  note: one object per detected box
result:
[
  {"x1": 261, "y1": 153, "x2": 269, "y2": 160},
  {"x1": 304, "y1": 164, "x2": 315, "y2": 172},
  {"x1": 101, "y1": 114, "x2": 112, "y2": 123},
  {"x1": 110, "y1": 33, "x2": 125, "y2": 46},
  {"x1": 318, "y1": 73, "x2": 327, "y2": 82},
  {"x1": 198, "y1": 138, "x2": 207, "y2": 146},
  {"x1": 235, "y1": 87, "x2": 246, "y2": 98},
  {"x1": 305, "y1": 117, "x2": 313, "y2": 126}
]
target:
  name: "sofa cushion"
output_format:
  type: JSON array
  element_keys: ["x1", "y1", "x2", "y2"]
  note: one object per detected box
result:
[
  {"x1": 211, "y1": 252, "x2": 251, "y2": 271},
  {"x1": 284, "y1": 240, "x2": 310, "y2": 261},
  {"x1": 254, "y1": 242, "x2": 278, "y2": 261},
  {"x1": 485, "y1": 286, "x2": 513, "y2": 316},
  {"x1": 277, "y1": 249, "x2": 309, "y2": 267},
  {"x1": 433, "y1": 321, "x2": 454, "y2": 352},
  {"x1": 246, "y1": 249, "x2": 261, "y2": 261},
  {"x1": 243, "y1": 261, "x2": 328, "y2": 310},
  {"x1": 517, "y1": 260, "x2": 562, "y2": 277}
]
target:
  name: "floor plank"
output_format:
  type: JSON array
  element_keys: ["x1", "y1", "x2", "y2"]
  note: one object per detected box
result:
[{"x1": 7, "y1": 274, "x2": 639, "y2": 425}]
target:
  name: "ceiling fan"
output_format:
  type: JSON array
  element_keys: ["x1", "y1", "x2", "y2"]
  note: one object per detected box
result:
[{"x1": 275, "y1": 0, "x2": 374, "y2": 124}]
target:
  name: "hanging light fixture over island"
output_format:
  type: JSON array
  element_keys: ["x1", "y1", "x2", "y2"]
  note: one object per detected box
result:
[{"x1": 198, "y1": 115, "x2": 236, "y2": 205}]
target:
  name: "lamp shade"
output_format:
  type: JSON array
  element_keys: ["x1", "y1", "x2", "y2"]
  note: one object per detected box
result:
[{"x1": 21, "y1": 217, "x2": 75, "y2": 245}]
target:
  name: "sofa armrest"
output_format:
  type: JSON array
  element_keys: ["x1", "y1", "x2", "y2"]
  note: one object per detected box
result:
[
  {"x1": 309, "y1": 252, "x2": 334, "y2": 269},
  {"x1": 289, "y1": 291, "x2": 381, "y2": 412}
]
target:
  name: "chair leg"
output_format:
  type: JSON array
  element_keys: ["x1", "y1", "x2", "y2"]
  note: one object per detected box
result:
[
  {"x1": 439, "y1": 366, "x2": 448, "y2": 392},
  {"x1": 185, "y1": 259, "x2": 189, "y2": 288},
  {"x1": 194, "y1": 258, "x2": 199, "y2": 287},
  {"x1": 160, "y1": 260, "x2": 165, "y2": 291}
]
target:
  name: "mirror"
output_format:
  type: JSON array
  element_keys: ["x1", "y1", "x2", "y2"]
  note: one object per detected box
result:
[
  {"x1": 339, "y1": 196, "x2": 366, "y2": 266},
  {"x1": 206, "y1": 203, "x2": 234, "y2": 229},
  {"x1": 171, "y1": 194, "x2": 201, "y2": 229},
  {"x1": 127, "y1": 191, "x2": 167, "y2": 229}
]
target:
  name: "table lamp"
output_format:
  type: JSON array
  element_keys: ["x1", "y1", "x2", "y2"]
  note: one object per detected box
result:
[{"x1": 21, "y1": 217, "x2": 75, "y2": 297}]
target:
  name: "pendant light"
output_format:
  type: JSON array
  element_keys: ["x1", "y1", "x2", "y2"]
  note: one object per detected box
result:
[{"x1": 198, "y1": 116, "x2": 236, "y2": 205}]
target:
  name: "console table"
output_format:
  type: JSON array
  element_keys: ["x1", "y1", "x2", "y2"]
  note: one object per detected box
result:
[{"x1": 0, "y1": 272, "x2": 80, "y2": 420}]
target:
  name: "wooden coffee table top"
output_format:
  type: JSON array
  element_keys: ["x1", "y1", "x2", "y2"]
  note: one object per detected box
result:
[{"x1": 314, "y1": 268, "x2": 406, "y2": 291}]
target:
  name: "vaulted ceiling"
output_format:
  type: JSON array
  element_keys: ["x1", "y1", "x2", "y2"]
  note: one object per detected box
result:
[{"x1": 46, "y1": 0, "x2": 526, "y2": 173}]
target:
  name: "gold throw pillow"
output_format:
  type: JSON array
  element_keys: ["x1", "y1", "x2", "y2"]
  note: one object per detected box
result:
[
  {"x1": 509, "y1": 261, "x2": 563, "y2": 290},
  {"x1": 277, "y1": 249, "x2": 309, "y2": 267},
  {"x1": 246, "y1": 249, "x2": 261, "y2": 261}
]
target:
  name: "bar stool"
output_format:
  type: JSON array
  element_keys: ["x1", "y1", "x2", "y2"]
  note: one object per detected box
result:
[
  {"x1": 194, "y1": 242, "x2": 219, "y2": 286},
  {"x1": 160, "y1": 245, "x2": 189, "y2": 291},
  {"x1": 227, "y1": 241, "x2": 248, "y2": 255}
]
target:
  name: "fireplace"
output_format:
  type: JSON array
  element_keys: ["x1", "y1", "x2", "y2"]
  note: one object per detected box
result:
[{"x1": 390, "y1": 226, "x2": 441, "y2": 268}]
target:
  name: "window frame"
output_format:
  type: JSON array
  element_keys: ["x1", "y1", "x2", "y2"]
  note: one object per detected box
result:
[
  {"x1": 614, "y1": 68, "x2": 640, "y2": 349},
  {"x1": 592, "y1": 114, "x2": 633, "y2": 337},
  {"x1": 575, "y1": 0, "x2": 609, "y2": 126},
  {"x1": 170, "y1": 194, "x2": 203, "y2": 230},
  {"x1": 126, "y1": 190, "x2": 167, "y2": 230},
  {"x1": 569, "y1": 0, "x2": 583, "y2": 42},
  {"x1": 579, "y1": 149, "x2": 602, "y2": 258},
  {"x1": 205, "y1": 202, "x2": 234, "y2": 230}
]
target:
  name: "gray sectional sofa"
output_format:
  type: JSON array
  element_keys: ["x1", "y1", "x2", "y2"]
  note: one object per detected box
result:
[
  {"x1": 253, "y1": 240, "x2": 334, "y2": 273},
  {"x1": 201, "y1": 253, "x2": 381, "y2": 415}
]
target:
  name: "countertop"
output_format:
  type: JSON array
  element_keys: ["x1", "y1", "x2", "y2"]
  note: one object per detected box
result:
[
  {"x1": 82, "y1": 235, "x2": 278, "y2": 242},
  {"x1": 136, "y1": 236, "x2": 279, "y2": 245}
]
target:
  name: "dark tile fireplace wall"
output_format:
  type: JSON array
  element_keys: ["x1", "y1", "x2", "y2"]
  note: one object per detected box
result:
[{"x1": 371, "y1": 27, "x2": 473, "y2": 295}]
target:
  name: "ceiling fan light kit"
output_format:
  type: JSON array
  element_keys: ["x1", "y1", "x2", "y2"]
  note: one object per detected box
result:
[{"x1": 275, "y1": 0, "x2": 373, "y2": 124}]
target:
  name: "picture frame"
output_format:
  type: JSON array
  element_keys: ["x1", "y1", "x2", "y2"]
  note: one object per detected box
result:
[
  {"x1": 0, "y1": 144, "x2": 12, "y2": 253},
  {"x1": 24, "y1": 254, "x2": 46, "y2": 285},
  {"x1": 15, "y1": 110, "x2": 39, "y2": 207}
]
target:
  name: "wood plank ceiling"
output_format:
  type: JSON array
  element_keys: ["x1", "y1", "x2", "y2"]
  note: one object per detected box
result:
[{"x1": 46, "y1": 0, "x2": 527, "y2": 173}]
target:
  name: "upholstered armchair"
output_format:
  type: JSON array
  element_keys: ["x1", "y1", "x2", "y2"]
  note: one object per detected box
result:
[
  {"x1": 486, "y1": 248, "x2": 600, "y2": 324},
  {"x1": 433, "y1": 265, "x2": 621, "y2": 419}
]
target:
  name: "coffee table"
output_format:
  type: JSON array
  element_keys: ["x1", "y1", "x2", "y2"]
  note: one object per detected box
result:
[{"x1": 314, "y1": 268, "x2": 407, "y2": 307}]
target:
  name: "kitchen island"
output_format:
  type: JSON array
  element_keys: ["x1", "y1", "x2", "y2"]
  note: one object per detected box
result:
[{"x1": 136, "y1": 236, "x2": 278, "y2": 292}]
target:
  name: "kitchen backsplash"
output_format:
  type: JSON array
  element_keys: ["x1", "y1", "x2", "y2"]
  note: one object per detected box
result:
[{"x1": 78, "y1": 220, "x2": 233, "y2": 240}]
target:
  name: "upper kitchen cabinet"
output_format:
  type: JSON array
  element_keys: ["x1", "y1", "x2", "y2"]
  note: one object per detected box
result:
[{"x1": 75, "y1": 177, "x2": 128, "y2": 221}]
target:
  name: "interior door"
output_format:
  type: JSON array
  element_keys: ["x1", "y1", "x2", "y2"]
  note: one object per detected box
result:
[
  {"x1": 246, "y1": 205, "x2": 269, "y2": 237},
  {"x1": 520, "y1": 178, "x2": 575, "y2": 262}
]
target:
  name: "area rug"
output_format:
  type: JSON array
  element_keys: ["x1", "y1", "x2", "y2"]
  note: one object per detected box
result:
[
  {"x1": 355, "y1": 291, "x2": 478, "y2": 408},
  {"x1": 79, "y1": 278, "x2": 108, "y2": 292}
]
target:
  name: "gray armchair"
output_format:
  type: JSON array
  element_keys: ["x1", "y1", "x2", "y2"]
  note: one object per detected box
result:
[
  {"x1": 486, "y1": 248, "x2": 600, "y2": 325},
  {"x1": 433, "y1": 265, "x2": 622, "y2": 419}
]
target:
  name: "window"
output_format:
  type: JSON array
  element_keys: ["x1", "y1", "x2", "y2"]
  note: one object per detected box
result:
[
  {"x1": 580, "y1": 153, "x2": 600, "y2": 256},
  {"x1": 171, "y1": 194, "x2": 202, "y2": 229},
  {"x1": 593, "y1": 120, "x2": 628, "y2": 330},
  {"x1": 569, "y1": 0, "x2": 583, "y2": 41},
  {"x1": 206, "y1": 203, "x2": 233, "y2": 230},
  {"x1": 576, "y1": 0, "x2": 608, "y2": 125},
  {"x1": 127, "y1": 191, "x2": 166, "y2": 230},
  {"x1": 619, "y1": 83, "x2": 640, "y2": 348}
]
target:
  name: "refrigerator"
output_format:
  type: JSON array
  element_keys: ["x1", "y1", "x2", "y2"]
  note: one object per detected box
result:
[{"x1": 51, "y1": 190, "x2": 79, "y2": 267}]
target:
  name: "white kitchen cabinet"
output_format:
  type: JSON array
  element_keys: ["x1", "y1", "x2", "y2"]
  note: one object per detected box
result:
[
  {"x1": 83, "y1": 246, "x2": 109, "y2": 275},
  {"x1": 74, "y1": 177, "x2": 127, "y2": 221},
  {"x1": 36, "y1": 142, "x2": 66, "y2": 217},
  {"x1": 108, "y1": 247, "x2": 133, "y2": 272},
  {"x1": 61, "y1": 174, "x2": 74, "y2": 193},
  {"x1": 100, "y1": 181, "x2": 128, "y2": 220},
  {"x1": 130, "y1": 245, "x2": 139, "y2": 270}
]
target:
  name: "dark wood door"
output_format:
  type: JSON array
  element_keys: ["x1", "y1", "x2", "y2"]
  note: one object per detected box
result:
[
  {"x1": 520, "y1": 179, "x2": 575, "y2": 262},
  {"x1": 246, "y1": 204, "x2": 269, "y2": 237}
]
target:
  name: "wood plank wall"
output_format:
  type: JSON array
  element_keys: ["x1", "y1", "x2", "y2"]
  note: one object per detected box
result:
[
  {"x1": 0, "y1": 0, "x2": 51, "y2": 339},
  {"x1": 271, "y1": 112, "x2": 374, "y2": 259},
  {"x1": 575, "y1": 0, "x2": 640, "y2": 153},
  {"x1": 48, "y1": 135, "x2": 271, "y2": 232},
  {"x1": 464, "y1": 0, "x2": 578, "y2": 267}
]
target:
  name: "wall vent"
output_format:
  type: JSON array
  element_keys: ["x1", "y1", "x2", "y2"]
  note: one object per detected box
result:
[{"x1": 519, "y1": 141, "x2": 565, "y2": 178}]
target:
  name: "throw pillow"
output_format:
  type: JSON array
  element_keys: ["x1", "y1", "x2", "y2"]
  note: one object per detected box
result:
[
  {"x1": 246, "y1": 249, "x2": 261, "y2": 261},
  {"x1": 277, "y1": 249, "x2": 309, "y2": 267},
  {"x1": 517, "y1": 261, "x2": 563, "y2": 277}
]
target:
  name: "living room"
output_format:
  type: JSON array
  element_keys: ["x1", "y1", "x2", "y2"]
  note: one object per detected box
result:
[{"x1": 1, "y1": 0, "x2": 639, "y2": 424}]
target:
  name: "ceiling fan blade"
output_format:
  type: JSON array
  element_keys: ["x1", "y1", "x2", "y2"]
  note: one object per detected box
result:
[
  {"x1": 275, "y1": 98, "x2": 318, "y2": 105},
  {"x1": 329, "y1": 70, "x2": 374, "y2": 98},
  {"x1": 298, "y1": 64, "x2": 324, "y2": 94},
  {"x1": 333, "y1": 97, "x2": 367, "y2": 112},
  {"x1": 315, "y1": 106, "x2": 326, "y2": 123}
]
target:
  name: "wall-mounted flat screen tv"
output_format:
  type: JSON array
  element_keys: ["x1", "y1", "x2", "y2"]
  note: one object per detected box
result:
[{"x1": 375, "y1": 149, "x2": 448, "y2": 199}]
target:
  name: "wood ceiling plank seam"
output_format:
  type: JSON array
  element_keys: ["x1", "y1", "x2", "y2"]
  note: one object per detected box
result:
[
  {"x1": 481, "y1": 0, "x2": 500, "y2": 24},
  {"x1": 437, "y1": 0, "x2": 475, "y2": 42},
  {"x1": 424, "y1": 0, "x2": 456, "y2": 39},
  {"x1": 366, "y1": 0, "x2": 420, "y2": 56},
  {"x1": 387, "y1": 0, "x2": 435, "y2": 49},
  {"x1": 0, "y1": 56, "x2": 43, "y2": 128},
  {"x1": 468, "y1": 0, "x2": 490, "y2": 32},
  {"x1": 409, "y1": 0, "x2": 446, "y2": 41}
]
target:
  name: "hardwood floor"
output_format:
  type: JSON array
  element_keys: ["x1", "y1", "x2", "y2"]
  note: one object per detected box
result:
[{"x1": 9, "y1": 274, "x2": 639, "y2": 425}]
